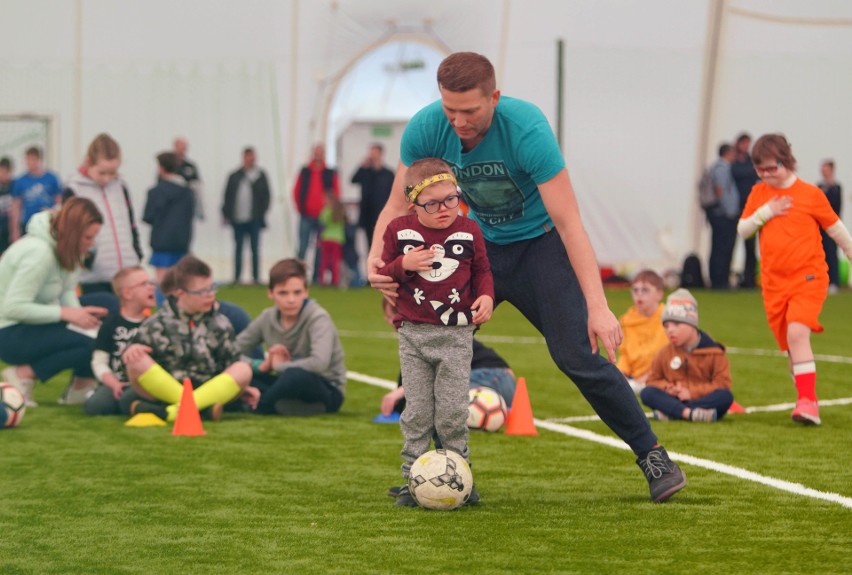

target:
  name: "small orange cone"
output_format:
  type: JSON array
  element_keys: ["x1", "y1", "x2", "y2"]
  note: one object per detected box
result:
[
  {"x1": 728, "y1": 400, "x2": 746, "y2": 414},
  {"x1": 505, "y1": 377, "x2": 538, "y2": 436},
  {"x1": 172, "y1": 378, "x2": 206, "y2": 437}
]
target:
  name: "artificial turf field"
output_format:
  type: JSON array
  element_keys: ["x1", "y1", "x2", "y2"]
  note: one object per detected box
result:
[{"x1": 1, "y1": 284, "x2": 850, "y2": 574}]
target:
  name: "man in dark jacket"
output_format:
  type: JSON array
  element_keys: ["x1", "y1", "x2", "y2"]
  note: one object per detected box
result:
[{"x1": 221, "y1": 147, "x2": 271, "y2": 284}]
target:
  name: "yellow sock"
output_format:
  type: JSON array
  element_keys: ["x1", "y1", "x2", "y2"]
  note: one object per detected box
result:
[
  {"x1": 137, "y1": 364, "x2": 183, "y2": 405},
  {"x1": 193, "y1": 373, "x2": 240, "y2": 411},
  {"x1": 166, "y1": 404, "x2": 178, "y2": 423}
]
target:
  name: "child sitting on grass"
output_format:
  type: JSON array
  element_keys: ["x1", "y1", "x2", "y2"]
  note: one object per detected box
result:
[
  {"x1": 84, "y1": 266, "x2": 155, "y2": 416},
  {"x1": 616, "y1": 269, "x2": 669, "y2": 394},
  {"x1": 121, "y1": 255, "x2": 257, "y2": 421},
  {"x1": 236, "y1": 258, "x2": 346, "y2": 416},
  {"x1": 640, "y1": 288, "x2": 734, "y2": 422}
]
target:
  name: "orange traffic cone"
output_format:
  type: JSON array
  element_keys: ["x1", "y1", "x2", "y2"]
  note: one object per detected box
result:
[
  {"x1": 172, "y1": 378, "x2": 206, "y2": 436},
  {"x1": 505, "y1": 377, "x2": 538, "y2": 436},
  {"x1": 728, "y1": 400, "x2": 746, "y2": 414}
]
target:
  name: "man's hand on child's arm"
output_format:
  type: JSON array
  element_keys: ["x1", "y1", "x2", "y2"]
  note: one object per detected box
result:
[
  {"x1": 381, "y1": 387, "x2": 405, "y2": 416},
  {"x1": 402, "y1": 246, "x2": 434, "y2": 272},
  {"x1": 471, "y1": 295, "x2": 494, "y2": 325},
  {"x1": 368, "y1": 256, "x2": 399, "y2": 300}
]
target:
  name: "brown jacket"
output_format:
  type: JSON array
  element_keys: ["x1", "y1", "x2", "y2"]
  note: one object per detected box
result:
[{"x1": 646, "y1": 330, "x2": 732, "y2": 400}]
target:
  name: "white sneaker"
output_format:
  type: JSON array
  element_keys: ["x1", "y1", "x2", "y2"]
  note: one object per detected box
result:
[
  {"x1": 57, "y1": 379, "x2": 98, "y2": 405},
  {"x1": 627, "y1": 378, "x2": 646, "y2": 395},
  {"x1": 2, "y1": 366, "x2": 38, "y2": 407}
]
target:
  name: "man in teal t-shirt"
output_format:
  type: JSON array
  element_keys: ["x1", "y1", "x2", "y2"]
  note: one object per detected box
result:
[{"x1": 367, "y1": 52, "x2": 686, "y2": 504}]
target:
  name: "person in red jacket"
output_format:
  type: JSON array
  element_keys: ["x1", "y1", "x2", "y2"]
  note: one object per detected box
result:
[
  {"x1": 292, "y1": 144, "x2": 339, "y2": 277},
  {"x1": 640, "y1": 289, "x2": 734, "y2": 422}
]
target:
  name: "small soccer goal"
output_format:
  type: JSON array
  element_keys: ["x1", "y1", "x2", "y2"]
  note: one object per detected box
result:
[{"x1": 0, "y1": 114, "x2": 57, "y2": 169}]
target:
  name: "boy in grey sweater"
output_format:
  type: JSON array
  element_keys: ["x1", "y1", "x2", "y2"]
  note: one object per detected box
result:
[{"x1": 236, "y1": 258, "x2": 346, "y2": 415}]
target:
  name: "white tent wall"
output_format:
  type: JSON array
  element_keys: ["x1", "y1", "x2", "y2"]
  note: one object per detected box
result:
[{"x1": 1, "y1": 0, "x2": 851, "y2": 283}]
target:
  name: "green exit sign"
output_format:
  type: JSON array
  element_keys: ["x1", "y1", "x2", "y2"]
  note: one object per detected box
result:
[{"x1": 371, "y1": 125, "x2": 393, "y2": 137}]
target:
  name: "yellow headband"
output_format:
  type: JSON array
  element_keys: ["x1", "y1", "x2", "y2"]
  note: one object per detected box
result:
[{"x1": 404, "y1": 173, "x2": 458, "y2": 203}]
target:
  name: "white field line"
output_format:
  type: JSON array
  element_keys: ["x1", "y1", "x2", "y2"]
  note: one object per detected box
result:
[
  {"x1": 340, "y1": 331, "x2": 852, "y2": 364},
  {"x1": 535, "y1": 419, "x2": 852, "y2": 509},
  {"x1": 547, "y1": 396, "x2": 852, "y2": 423},
  {"x1": 347, "y1": 370, "x2": 852, "y2": 510}
]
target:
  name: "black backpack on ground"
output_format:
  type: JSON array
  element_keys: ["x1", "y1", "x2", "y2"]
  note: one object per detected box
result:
[{"x1": 680, "y1": 253, "x2": 705, "y2": 288}]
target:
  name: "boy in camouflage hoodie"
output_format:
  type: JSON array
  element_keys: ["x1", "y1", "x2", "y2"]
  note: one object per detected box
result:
[{"x1": 122, "y1": 255, "x2": 257, "y2": 420}]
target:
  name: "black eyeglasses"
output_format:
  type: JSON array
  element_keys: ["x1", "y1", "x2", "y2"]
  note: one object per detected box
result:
[
  {"x1": 414, "y1": 194, "x2": 462, "y2": 214},
  {"x1": 183, "y1": 283, "x2": 219, "y2": 296}
]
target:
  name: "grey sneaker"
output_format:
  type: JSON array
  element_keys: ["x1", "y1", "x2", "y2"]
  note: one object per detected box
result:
[
  {"x1": 464, "y1": 485, "x2": 480, "y2": 506},
  {"x1": 652, "y1": 410, "x2": 669, "y2": 421},
  {"x1": 689, "y1": 407, "x2": 718, "y2": 423},
  {"x1": 58, "y1": 379, "x2": 98, "y2": 405},
  {"x1": 636, "y1": 446, "x2": 687, "y2": 503},
  {"x1": 387, "y1": 485, "x2": 403, "y2": 498},
  {"x1": 394, "y1": 484, "x2": 417, "y2": 507}
]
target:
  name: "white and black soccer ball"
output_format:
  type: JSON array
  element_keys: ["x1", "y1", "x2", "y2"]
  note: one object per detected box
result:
[
  {"x1": 467, "y1": 386, "x2": 507, "y2": 432},
  {"x1": 0, "y1": 382, "x2": 26, "y2": 428},
  {"x1": 408, "y1": 449, "x2": 473, "y2": 510}
]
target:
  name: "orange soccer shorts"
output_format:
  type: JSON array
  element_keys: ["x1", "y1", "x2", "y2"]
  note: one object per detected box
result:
[{"x1": 762, "y1": 277, "x2": 827, "y2": 351}]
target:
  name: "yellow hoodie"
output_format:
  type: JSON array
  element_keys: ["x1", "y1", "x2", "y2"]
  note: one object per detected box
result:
[{"x1": 616, "y1": 303, "x2": 668, "y2": 379}]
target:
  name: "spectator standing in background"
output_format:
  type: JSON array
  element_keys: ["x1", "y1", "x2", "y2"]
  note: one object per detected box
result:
[
  {"x1": 173, "y1": 137, "x2": 205, "y2": 221},
  {"x1": 731, "y1": 132, "x2": 760, "y2": 288},
  {"x1": 0, "y1": 157, "x2": 14, "y2": 254},
  {"x1": 817, "y1": 159, "x2": 842, "y2": 292},
  {"x1": 351, "y1": 143, "x2": 394, "y2": 249},
  {"x1": 221, "y1": 147, "x2": 271, "y2": 285},
  {"x1": 10, "y1": 146, "x2": 62, "y2": 241},
  {"x1": 292, "y1": 143, "x2": 339, "y2": 280},
  {"x1": 707, "y1": 143, "x2": 740, "y2": 289},
  {"x1": 63, "y1": 133, "x2": 143, "y2": 299}
]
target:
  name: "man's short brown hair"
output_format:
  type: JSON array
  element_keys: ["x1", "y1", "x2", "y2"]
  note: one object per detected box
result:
[{"x1": 437, "y1": 52, "x2": 496, "y2": 95}]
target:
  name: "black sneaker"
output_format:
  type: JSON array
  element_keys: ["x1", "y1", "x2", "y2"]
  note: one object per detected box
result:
[
  {"x1": 464, "y1": 485, "x2": 480, "y2": 506},
  {"x1": 636, "y1": 446, "x2": 687, "y2": 503},
  {"x1": 129, "y1": 399, "x2": 168, "y2": 421},
  {"x1": 387, "y1": 485, "x2": 403, "y2": 498},
  {"x1": 394, "y1": 484, "x2": 417, "y2": 507}
]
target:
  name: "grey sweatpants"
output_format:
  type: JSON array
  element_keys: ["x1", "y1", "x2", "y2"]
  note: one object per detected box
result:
[{"x1": 398, "y1": 322, "x2": 474, "y2": 479}]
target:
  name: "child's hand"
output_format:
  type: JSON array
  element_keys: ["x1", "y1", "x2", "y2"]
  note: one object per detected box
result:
[
  {"x1": 122, "y1": 344, "x2": 152, "y2": 364},
  {"x1": 768, "y1": 195, "x2": 792, "y2": 217},
  {"x1": 676, "y1": 386, "x2": 692, "y2": 401},
  {"x1": 402, "y1": 246, "x2": 434, "y2": 272},
  {"x1": 241, "y1": 386, "x2": 261, "y2": 410},
  {"x1": 471, "y1": 295, "x2": 494, "y2": 325},
  {"x1": 267, "y1": 344, "x2": 290, "y2": 367}
]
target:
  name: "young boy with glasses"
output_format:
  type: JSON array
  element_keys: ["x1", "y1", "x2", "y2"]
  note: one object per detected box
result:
[
  {"x1": 616, "y1": 269, "x2": 669, "y2": 394},
  {"x1": 739, "y1": 133, "x2": 852, "y2": 425},
  {"x1": 83, "y1": 266, "x2": 156, "y2": 415},
  {"x1": 377, "y1": 157, "x2": 494, "y2": 507},
  {"x1": 121, "y1": 255, "x2": 258, "y2": 421}
]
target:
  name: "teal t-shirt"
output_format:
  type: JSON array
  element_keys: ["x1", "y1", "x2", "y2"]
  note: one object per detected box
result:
[{"x1": 401, "y1": 96, "x2": 565, "y2": 244}]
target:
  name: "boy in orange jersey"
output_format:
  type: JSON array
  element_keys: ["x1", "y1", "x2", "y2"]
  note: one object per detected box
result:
[
  {"x1": 738, "y1": 134, "x2": 852, "y2": 425},
  {"x1": 616, "y1": 269, "x2": 668, "y2": 394}
]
